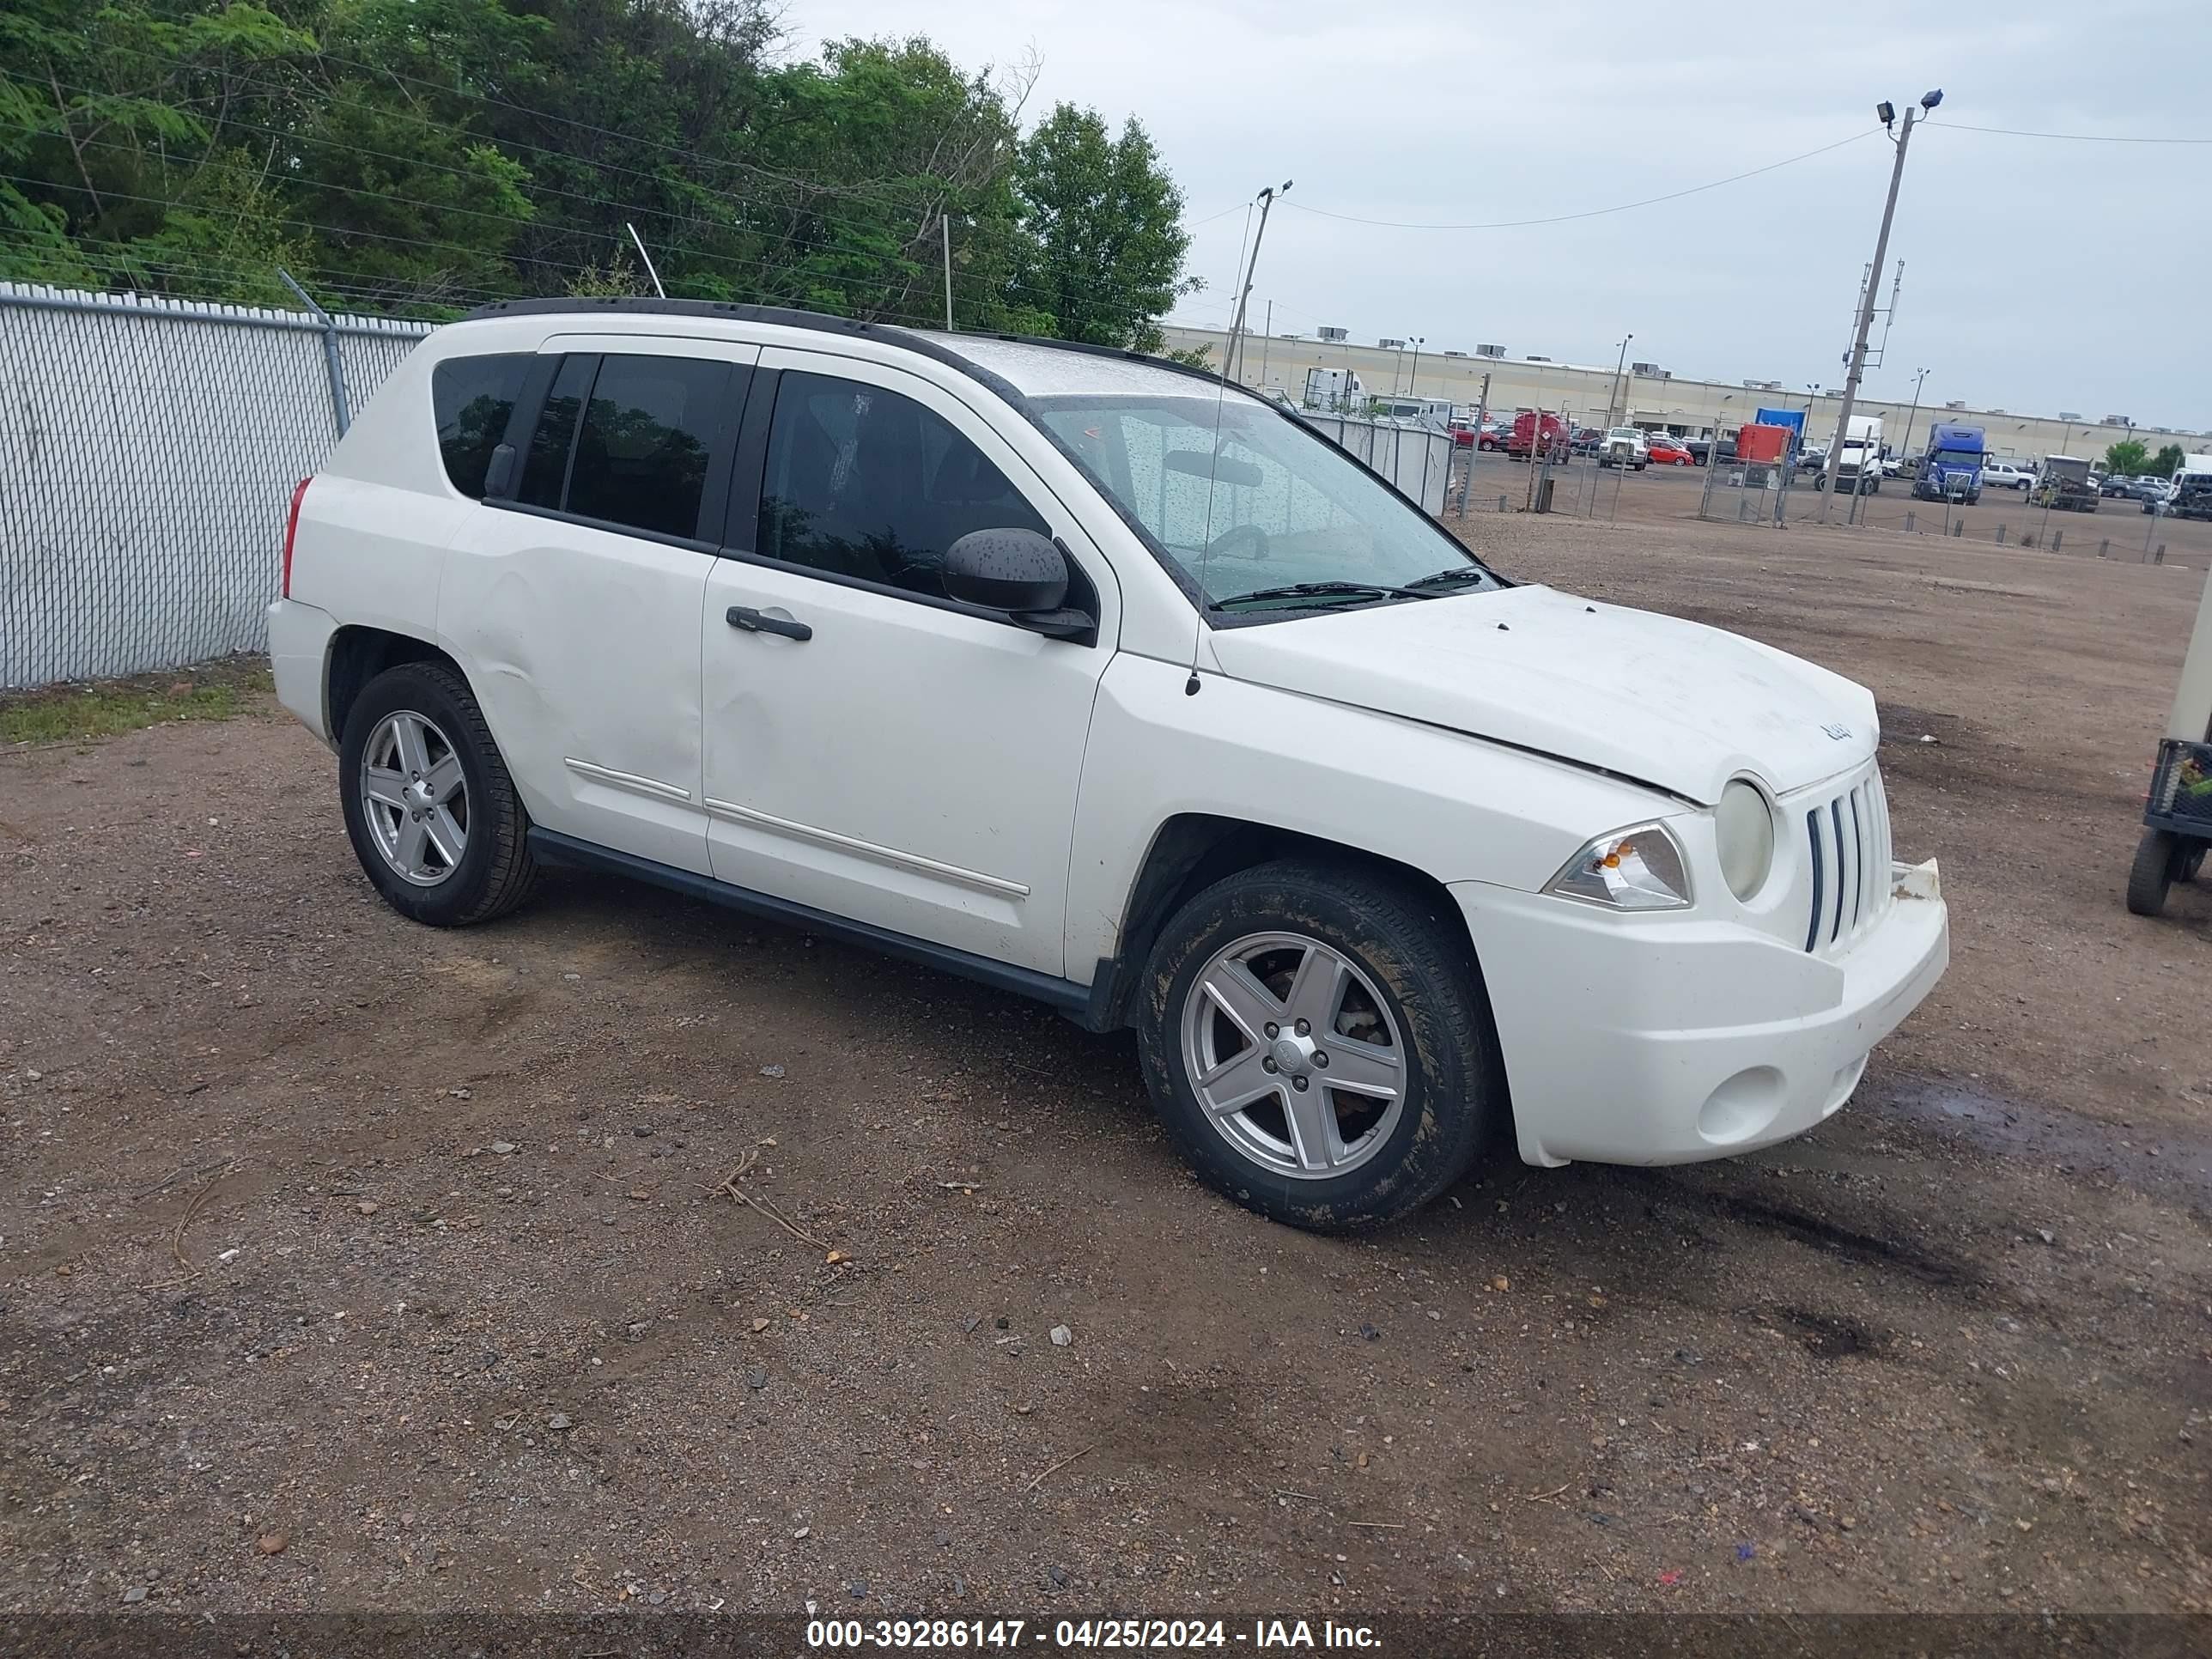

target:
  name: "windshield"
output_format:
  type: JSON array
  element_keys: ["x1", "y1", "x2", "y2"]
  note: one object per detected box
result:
[{"x1": 1031, "y1": 394, "x2": 1498, "y2": 611}]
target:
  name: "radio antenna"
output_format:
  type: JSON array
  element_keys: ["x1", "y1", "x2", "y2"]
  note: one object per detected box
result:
[{"x1": 1187, "y1": 188, "x2": 1282, "y2": 696}]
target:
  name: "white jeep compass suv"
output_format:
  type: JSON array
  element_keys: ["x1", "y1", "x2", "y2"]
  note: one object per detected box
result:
[{"x1": 269, "y1": 300, "x2": 1948, "y2": 1231}]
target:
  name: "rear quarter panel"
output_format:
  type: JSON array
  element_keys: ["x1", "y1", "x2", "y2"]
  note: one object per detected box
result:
[{"x1": 285, "y1": 318, "x2": 562, "y2": 731}]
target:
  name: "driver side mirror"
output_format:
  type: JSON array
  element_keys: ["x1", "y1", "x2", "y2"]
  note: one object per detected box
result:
[{"x1": 943, "y1": 529, "x2": 1095, "y2": 643}]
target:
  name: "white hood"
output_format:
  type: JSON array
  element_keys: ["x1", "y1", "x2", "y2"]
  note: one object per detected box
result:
[{"x1": 1207, "y1": 585, "x2": 1877, "y2": 805}]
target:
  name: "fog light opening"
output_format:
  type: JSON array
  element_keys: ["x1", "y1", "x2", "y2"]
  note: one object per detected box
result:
[{"x1": 1697, "y1": 1066, "x2": 1785, "y2": 1145}]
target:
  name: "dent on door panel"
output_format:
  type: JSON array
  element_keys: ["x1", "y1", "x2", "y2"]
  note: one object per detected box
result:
[{"x1": 441, "y1": 513, "x2": 714, "y2": 875}]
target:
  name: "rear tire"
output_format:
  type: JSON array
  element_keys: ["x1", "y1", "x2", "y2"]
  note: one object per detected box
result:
[
  {"x1": 1134, "y1": 860, "x2": 1498, "y2": 1232},
  {"x1": 2126, "y1": 830, "x2": 2179, "y2": 917},
  {"x1": 338, "y1": 662, "x2": 540, "y2": 927}
]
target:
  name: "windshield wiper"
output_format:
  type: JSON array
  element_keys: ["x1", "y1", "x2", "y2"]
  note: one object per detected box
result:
[
  {"x1": 1402, "y1": 563, "x2": 1496, "y2": 592},
  {"x1": 1212, "y1": 580, "x2": 1433, "y2": 611}
]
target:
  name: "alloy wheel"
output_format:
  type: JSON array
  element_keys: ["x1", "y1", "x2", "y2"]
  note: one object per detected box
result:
[
  {"x1": 360, "y1": 710, "x2": 469, "y2": 886},
  {"x1": 1180, "y1": 932, "x2": 1407, "y2": 1179}
]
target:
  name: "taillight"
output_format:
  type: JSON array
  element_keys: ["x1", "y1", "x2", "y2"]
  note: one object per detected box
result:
[{"x1": 282, "y1": 477, "x2": 311, "y2": 599}]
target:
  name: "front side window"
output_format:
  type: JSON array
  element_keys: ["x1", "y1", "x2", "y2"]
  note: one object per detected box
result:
[
  {"x1": 1033, "y1": 395, "x2": 1497, "y2": 613},
  {"x1": 431, "y1": 352, "x2": 532, "y2": 497},
  {"x1": 757, "y1": 371, "x2": 1048, "y2": 598}
]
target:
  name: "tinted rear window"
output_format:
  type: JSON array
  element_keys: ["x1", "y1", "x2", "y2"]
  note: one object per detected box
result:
[
  {"x1": 564, "y1": 354, "x2": 732, "y2": 539},
  {"x1": 517, "y1": 355, "x2": 596, "y2": 511},
  {"x1": 431, "y1": 353, "x2": 532, "y2": 497}
]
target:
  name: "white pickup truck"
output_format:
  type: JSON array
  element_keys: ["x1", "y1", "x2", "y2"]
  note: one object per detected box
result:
[
  {"x1": 267, "y1": 300, "x2": 1948, "y2": 1231},
  {"x1": 1981, "y1": 460, "x2": 2034, "y2": 491}
]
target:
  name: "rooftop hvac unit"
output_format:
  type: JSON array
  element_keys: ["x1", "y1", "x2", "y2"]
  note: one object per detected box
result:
[
  {"x1": 2058, "y1": 411, "x2": 2081, "y2": 422},
  {"x1": 1943, "y1": 400, "x2": 1967, "y2": 410},
  {"x1": 1741, "y1": 380, "x2": 1766, "y2": 390},
  {"x1": 1442, "y1": 349, "x2": 1467, "y2": 357},
  {"x1": 2101, "y1": 414, "x2": 2132, "y2": 426},
  {"x1": 1316, "y1": 325, "x2": 1348, "y2": 343},
  {"x1": 1524, "y1": 355, "x2": 1550, "y2": 362},
  {"x1": 1377, "y1": 337, "x2": 1407, "y2": 349},
  {"x1": 1474, "y1": 343, "x2": 1506, "y2": 358},
  {"x1": 1630, "y1": 361, "x2": 1665, "y2": 377}
]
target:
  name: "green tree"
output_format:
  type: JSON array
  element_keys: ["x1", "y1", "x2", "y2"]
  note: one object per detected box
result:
[
  {"x1": 2148, "y1": 443, "x2": 2185, "y2": 479},
  {"x1": 1011, "y1": 104, "x2": 1194, "y2": 352},
  {"x1": 0, "y1": 0, "x2": 1197, "y2": 346},
  {"x1": 744, "y1": 37, "x2": 1040, "y2": 331},
  {"x1": 2104, "y1": 437, "x2": 2149, "y2": 476},
  {"x1": 0, "y1": 0, "x2": 313, "y2": 291}
]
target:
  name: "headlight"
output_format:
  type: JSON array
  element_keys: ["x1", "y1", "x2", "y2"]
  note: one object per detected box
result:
[
  {"x1": 1545, "y1": 823, "x2": 1692, "y2": 911},
  {"x1": 1715, "y1": 779, "x2": 1777, "y2": 902}
]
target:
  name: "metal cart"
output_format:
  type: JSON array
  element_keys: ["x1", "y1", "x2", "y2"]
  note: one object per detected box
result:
[{"x1": 2127, "y1": 566, "x2": 2212, "y2": 915}]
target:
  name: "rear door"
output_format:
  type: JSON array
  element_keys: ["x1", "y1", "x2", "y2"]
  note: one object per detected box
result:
[{"x1": 440, "y1": 336, "x2": 755, "y2": 875}]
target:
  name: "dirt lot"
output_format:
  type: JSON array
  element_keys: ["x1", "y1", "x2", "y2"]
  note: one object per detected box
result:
[{"x1": 3, "y1": 499, "x2": 2209, "y2": 1626}]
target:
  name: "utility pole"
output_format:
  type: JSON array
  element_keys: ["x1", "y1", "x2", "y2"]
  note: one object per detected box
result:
[
  {"x1": 1258, "y1": 301, "x2": 1273, "y2": 394},
  {"x1": 941, "y1": 216, "x2": 954, "y2": 331},
  {"x1": 1896, "y1": 366, "x2": 1931, "y2": 476},
  {"x1": 1820, "y1": 91, "x2": 1942, "y2": 522},
  {"x1": 1610, "y1": 334, "x2": 1633, "y2": 427},
  {"x1": 1407, "y1": 336, "x2": 1425, "y2": 399},
  {"x1": 1226, "y1": 180, "x2": 1291, "y2": 382}
]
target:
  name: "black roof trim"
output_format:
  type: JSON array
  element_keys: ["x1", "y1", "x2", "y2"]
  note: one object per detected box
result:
[
  {"x1": 461, "y1": 295, "x2": 930, "y2": 345},
  {"x1": 455, "y1": 296, "x2": 1229, "y2": 388}
]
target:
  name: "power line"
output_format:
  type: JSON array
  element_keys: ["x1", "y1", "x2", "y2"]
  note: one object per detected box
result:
[
  {"x1": 1925, "y1": 119, "x2": 2212, "y2": 145},
  {"x1": 0, "y1": 70, "x2": 1185, "y2": 328},
  {"x1": 1280, "y1": 130, "x2": 1878, "y2": 230},
  {"x1": 0, "y1": 233, "x2": 970, "y2": 335},
  {"x1": 124, "y1": 20, "x2": 951, "y2": 211},
  {"x1": 0, "y1": 61, "x2": 939, "y2": 255}
]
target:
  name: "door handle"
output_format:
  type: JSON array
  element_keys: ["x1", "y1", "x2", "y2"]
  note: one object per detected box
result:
[{"x1": 726, "y1": 605, "x2": 812, "y2": 642}]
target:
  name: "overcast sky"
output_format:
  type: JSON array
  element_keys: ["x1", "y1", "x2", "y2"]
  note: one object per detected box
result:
[{"x1": 786, "y1": 0, "x2": 2209, "y2": 432}]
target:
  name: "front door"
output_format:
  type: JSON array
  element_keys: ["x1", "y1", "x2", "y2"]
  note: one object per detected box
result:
[{"x1": 699, "y1": 350, "x2": 1116, "y2": 977}]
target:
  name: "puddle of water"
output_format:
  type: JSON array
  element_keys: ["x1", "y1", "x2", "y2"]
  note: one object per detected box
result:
[{"x1": 1882, "y1": 1078, "x2": 2212, "y2": 1204}]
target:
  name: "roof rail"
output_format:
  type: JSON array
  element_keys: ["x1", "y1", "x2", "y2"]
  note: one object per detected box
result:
[{"x1": 457, "y1": 296, "x2": 1231, "y2": 390}]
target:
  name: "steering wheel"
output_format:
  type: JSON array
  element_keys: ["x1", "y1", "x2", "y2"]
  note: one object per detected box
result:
[{"x1": 1205, "y1": 523, "x2": 1271, "y2": 562}]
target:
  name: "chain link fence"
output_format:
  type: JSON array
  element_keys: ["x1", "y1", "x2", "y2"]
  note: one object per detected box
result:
[
  {"x1": 1690, "y1": 441, "x2": 2197, "y2": 565},
  {"x1": 0, "y1": 282, "x2": 430, "y2": 690},
  {"x1": 1446, "y1": 430, "x2": 1627, "y2": 523}
]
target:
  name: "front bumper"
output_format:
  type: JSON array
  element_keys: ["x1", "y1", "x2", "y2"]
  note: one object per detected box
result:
[{"x1": 1453, "y1": 860, "x2": 1948, "y2": 1167}]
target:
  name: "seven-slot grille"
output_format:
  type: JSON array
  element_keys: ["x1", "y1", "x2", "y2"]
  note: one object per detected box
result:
[{"x1": 1802, "y1": 767, "x2": 1892, "y2": 953}]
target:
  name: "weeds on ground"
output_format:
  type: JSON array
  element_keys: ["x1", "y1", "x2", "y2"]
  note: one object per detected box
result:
[{"x1": 0, "y1": 659, "x2": 272, "y2": 744}]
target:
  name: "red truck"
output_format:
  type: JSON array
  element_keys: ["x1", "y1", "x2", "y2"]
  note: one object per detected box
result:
[{"x1": 1506, "y1": 410, "x2": 1566, "y2": 462}]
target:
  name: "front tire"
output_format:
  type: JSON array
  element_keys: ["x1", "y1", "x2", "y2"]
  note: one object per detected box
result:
[
  {"x1": 338, "y1": 662, "x2": 540, "y2": 927},
  {"x1": 1134, "y1": 861, "x2": 1498, "y2": 1232}
]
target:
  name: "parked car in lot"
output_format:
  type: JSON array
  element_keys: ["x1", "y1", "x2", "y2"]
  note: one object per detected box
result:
[
  {"x1": 1982, "y1": 460, "x2": 2033, "y2": 491},
  {"x1": 1451, "y1": 418, "x2": 1509, "y2": 450},
  {"x1": 2100, "y1": 472, "x2": 2136, "y2": 499},
  {"x1": 1684, "y1": 434, "x2": 1735, "y2": 465},
  {"x1": 1645, "y1": 435, "x2": 1695, "y2": 466},
  {"x1": 269, "y1": 299, "x2": 1948, "y2": 1232}
]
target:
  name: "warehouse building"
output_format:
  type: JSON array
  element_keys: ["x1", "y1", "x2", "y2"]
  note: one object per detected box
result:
[{"x1": 1159, "y1": 325, "x2": 2204, "y2": 468}]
